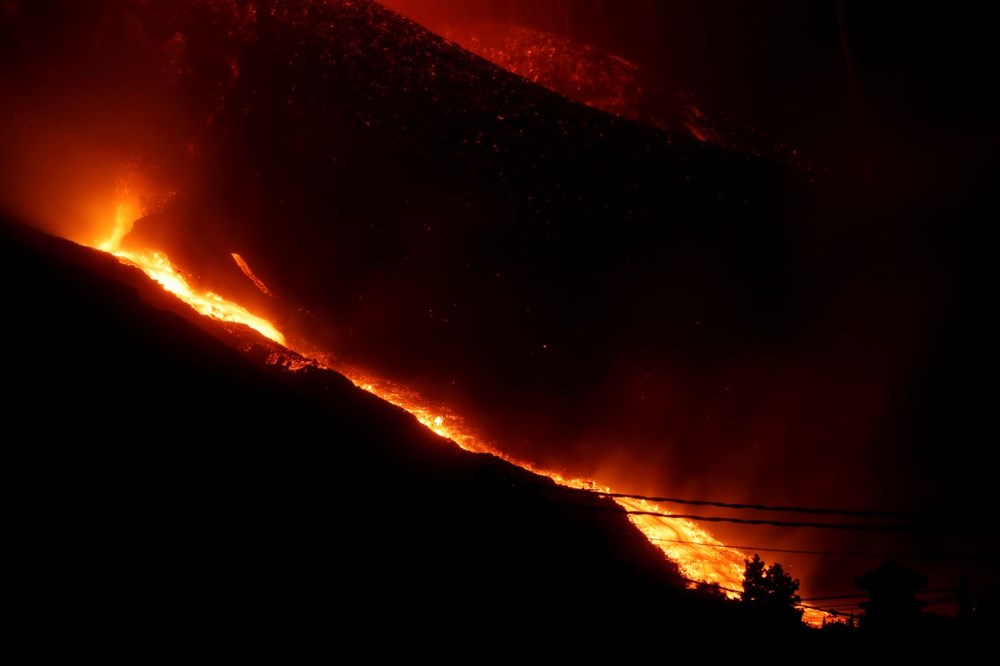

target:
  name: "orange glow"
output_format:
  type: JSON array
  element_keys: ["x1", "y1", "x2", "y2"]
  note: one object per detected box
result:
[
  {"x1": 231, "y1": 252, "x2": 275, "y2": 297},
  {"x1": 91, "y1": 194, "x2": 286, "y2": 346},
  {"x1": 330, "y1": 362, "x2": 749, "y2": 593},
  {"x1": 87, "y1": 191, "x2": 824, "y2": 627},
  {"x1": 318, "y1": 360, "x2": 828, "y2": 627}
]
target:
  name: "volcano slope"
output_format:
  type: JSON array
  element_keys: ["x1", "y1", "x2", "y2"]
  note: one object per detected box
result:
[
  {"x1": 3, "y1": 0, "x2": 994, "y2": 648},
  {"x1": 1, "y1": 0, "x2": 826, "y2": 485},
  {"x1": 6, "y1": 215, "x2": 792, "y2": 656}
]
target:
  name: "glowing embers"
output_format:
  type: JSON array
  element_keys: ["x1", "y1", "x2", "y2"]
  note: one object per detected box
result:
[
  {"x1": 93, "y1": 195, "x2": 286, "y2": 346},
  {"x1": 440, "y1": 23, "x2": 715, "y2": 143}
]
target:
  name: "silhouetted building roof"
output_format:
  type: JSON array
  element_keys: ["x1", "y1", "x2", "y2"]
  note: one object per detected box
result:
[{"x1": 856, "y1": 560, "x2": 928, "y2": 631}]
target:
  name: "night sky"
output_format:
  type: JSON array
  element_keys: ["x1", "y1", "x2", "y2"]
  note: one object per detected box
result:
[{"x1": 1, "y1": 0, "x2": 996, "y2": 617}]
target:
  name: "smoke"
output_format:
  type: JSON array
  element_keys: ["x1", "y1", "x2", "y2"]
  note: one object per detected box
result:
[{"x1": 0, "y1": 1, "x2": 247, "y2": 239}]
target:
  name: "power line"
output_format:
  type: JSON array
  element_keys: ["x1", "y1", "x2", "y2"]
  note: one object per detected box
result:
[
  {"x1": 536, "y1": 483, "x2": 999, "y2": 522},
  {"x1": 647, "y1": 536, "x2": 998, "y2": 564},
  {"x1": 681, "y1": 579, "x2": 998, "y2": 619},
  {"x1": 800, "y1": 587, "x2": 986, "y2": 602},
  {"x1": 798, "y1": 601, "x2": 854, "y2": 611},
  {"x1": 535, "y1": 493, "x2": 994, "y2": 532},
  {"x1": 650, "y1": 536, "x2": 895, "y2": 559},
  {"x1": 799, "y1": 593, "x2": 880, "y2": 602},
  {"x1": 529, "y1": 491, "x2": 997, "y2": 607},
  {"x1": 624, "y1": 508, "x2": 948, "y2": 532},
  {"x1": 799, "y1": 604, "x2": 863, "y2": 613},
  {"x1": 680, "y1": 576, "x2": 741, "y2": 596},
  {"x1": 679, "y1": 584, "x2": 849, "y2": 620},
  {"x1": 582, "y1": 488, "x2": 996, "y2": 521}
]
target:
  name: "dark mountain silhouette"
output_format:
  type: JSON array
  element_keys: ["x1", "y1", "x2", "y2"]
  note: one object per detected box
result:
[
  {"x1": 11, "y1": 197, "x2": 992, "y2": 659},
  {"x1": 3, "y1": 210, "x2": 849, "y2": 658},
  {"x1": 2, "y1": 0, "x2": 995, "y2": 641},
  {"x1": 1, "y1": 214, "x2": 683, "y2": 654},
  {"x1": 3, "y1": 0, "x2": 846, "y2": 504}
]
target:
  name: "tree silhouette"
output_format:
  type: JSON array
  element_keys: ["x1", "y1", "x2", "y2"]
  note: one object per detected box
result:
[{"x1": 741, "y1": 554, "x2": 804, "y2": 625}]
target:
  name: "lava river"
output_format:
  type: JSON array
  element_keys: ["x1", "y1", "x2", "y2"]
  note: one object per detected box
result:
[{"x1": 85, "y1": 198, "x2": 756, "y2": 597}]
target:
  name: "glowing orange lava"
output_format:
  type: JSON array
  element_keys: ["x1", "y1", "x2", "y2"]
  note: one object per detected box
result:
[
  {"x1": 92, "y1": 196, "x2": 285, "y2": 346},
  {"x1": 88, "y1": 193, "x2": 825, "y2": 627},
  {"x1": 325, "y1": 361, "x2": 750, "y2": 595}
]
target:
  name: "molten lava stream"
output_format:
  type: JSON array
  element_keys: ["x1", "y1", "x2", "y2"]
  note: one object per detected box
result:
[
  {"x1": 331, "y1": 368, "x2": 844, "y2": 629},
  {"x1": 325, "y1": 363, "x2": 751, "y2": 596},
  {"x1": 88, "y1": 198, "x2": 826, "y2": 626},
  {"x1": 93, "y1": 199, "x2": 285, "y2": 346}
]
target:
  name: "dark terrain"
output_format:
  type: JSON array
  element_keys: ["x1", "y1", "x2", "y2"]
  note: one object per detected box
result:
[
  {"x1": 2, "y1": 214, "x2": 698, "y2": 655},
  {"x1": 2, "y1": 0, "x2": 995, "y2": 650}
]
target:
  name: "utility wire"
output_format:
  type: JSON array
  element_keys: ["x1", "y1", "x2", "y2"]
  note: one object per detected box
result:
[
  {"x1": 647, "y1": 536, "x2": 998, "y2": 563},
  {"x1": 593, "y1": 488, "x2": 995, "y2": 521},
  {"x1": 535, "y1": 494, "x2": 994, "y2": 532},
  {"x1": 802, "y1": 602, "x2": 865, "y2": 613},
  {"x1": 680, "y1": 576, "x2": 741, "y2": 595},
  {"x1": 800, "y1": 586, "x2": 994, "y2": 602},
  {"x1": 624, "y1": 508, "x2": 948, "y2": 532},
  {"x1": 535, "y1": 483, "x2": 998, "y2": 521},
  {"x1": 650, "y1": 536, "x2": 892, "y2": 558}
]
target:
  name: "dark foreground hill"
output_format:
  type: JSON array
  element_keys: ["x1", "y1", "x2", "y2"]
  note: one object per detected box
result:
[
  {"x1": 1, "y1": 215, "x2": 735, "y2": 656},
  {"x1": 2, "y1": 1, "x2": 994, "y2": 652},
  {"x1": 7, "y1": 212, "x2": 994, "y2": 658}
]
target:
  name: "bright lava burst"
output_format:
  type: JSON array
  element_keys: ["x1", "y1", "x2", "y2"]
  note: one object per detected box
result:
[{"x1": 93, "y1": 197, "x2": 285, "y2": 346}]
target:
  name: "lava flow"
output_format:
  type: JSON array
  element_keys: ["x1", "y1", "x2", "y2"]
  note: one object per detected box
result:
[
  {"x1": 93, "y1": 195, "x2": 285, "y2": 347},
  {"x1": 88, "y1": 195, "x2": 768, "y2": 611},
  {"x1": 324, "y1": 365, "x2": 828, "y2": 627},
  {"x1": 324, "y1": 361, "x2": 750, "y2": 594}
]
